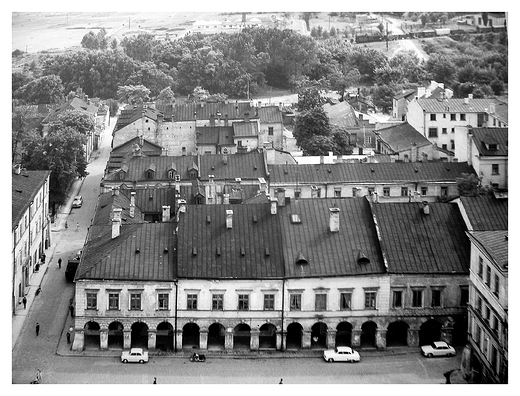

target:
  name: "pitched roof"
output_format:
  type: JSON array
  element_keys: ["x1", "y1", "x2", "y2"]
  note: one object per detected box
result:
[
  {"x1": 114, "y1": 105, "x2": 160, "y2": 132},
  {"x1": 467, "y1": 230, "x2": 508, "y2": 271},
  {"x1": 323, "y1": 101, "x2": 359, "y2": 128},
  {"x1": 177, "y1": 204, "x2": 284, "y2": 279},
  {"x1": 171, "y1": 102, "x2": 257, "y2": 122},
  {"x1": 490, "y1": 98, "x2": 508, "y2": 125},
  {"x1": 393, "y1": 88, "x2": 416, "y2": 100},
  {"x1": 470, "y1": 128, "x2": 508, "y2": 156},
  {"x1": 121, "y1": 188, "x2": 177, "y2": 215},
  {"x1": 258, "y1": 106, "x2": 283, "y2": 123},
  {"x1": 372, "y1": 202, "x2": 470, "y2": 274},
  {"x1": 279, "y1": 198, "x2": 385, "y2": 278},
  {"x1": 416, "y1": 98, "x2": 496, "y2": 113},
  {"x1": 459, "y1": 195, "x2": 508, "y2": 231},
  {"x1": 233, "y1": 121, "x2": 259, "y2": 137},
  {"x1": 198, "y1": 151, "x2": 267, "y2": 181},
  {"x1": 196, "y1": 126, "x2": 234, "y2": 145},
  {"x1": 269, "y1": 161, "x2": 475, "y2": 184},
  {"x1": 76, "y1": 223, "x2": 176, "y2": 281},
  {"x1": 43, "y1": 97, "x2": 97, "y2": 123},
  {"x1": 92, "y1": 191, "x2": 143, "y2": 225},
  {"x1": 376, "y1": 122, "x2": 432, "y2": 152},
  {"x1": 12, "y1": 170, "x2": 51, "y2": 229}
]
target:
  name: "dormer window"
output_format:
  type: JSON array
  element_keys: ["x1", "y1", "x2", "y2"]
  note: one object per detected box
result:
[
  {"x1": 167, "y1": 170, "x2": 175, "y2": 179},
  {"x1": 146, "y1": 170, "x2": 154, "y2": 179},
  {"x1": 488, "y1": 143, "x2": 498, "y2": 151}
]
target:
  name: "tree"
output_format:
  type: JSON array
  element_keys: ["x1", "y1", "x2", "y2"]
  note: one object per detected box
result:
[
  {"x1": 293, "y1": 106, "x2": 331, "y2": 152},
  {"x1": 117, "y1": 85, "x2": 151, "y2": 105},
  {"x1": 482, "y1": 13, "x2": 489, "y2": 27},
  {"x1": 121, "y1": 33, "x2": 157, "y2": 62},
  {"x1": 456, "y1": 173, "x2": 482, "y2": 196},
  {"x1": 328, "y1": 68, "x2": 361, "y2": 101},
  {"x1": 13, "y1": 74, "x2": 64, "y2": 104},
  {"x1": 297, "y1": 85, "x2": 326, "y2": 111},
  {"x1": 157, "y1": 87, "x2": 175, "y2": 105},
  {"x1": 301, "y1": 12, "x2": 317, "y2": 31},
  {"x1": 47, "y1": 110, "x2": 95, "y2": 136}
]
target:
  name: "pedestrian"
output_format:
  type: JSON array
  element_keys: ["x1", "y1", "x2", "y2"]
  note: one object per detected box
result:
[
  {"x1": 66, "y1": 332, "x2": 71, "y2": 344},
  {"x1": 22, "y1": 296, "x2": 27, "y2": 309},
  {"x1": 76, "y1": 222, "x2": 79, "y2": 232},
  {"x1": 58, "y1": 258, "x2": 62, "y2": 269},
  {"x1": 279, "y1": 378, "x2": 283, "y2": 384},
  {"x1": 153, "y1": 377, "x2": 157, "y2": 384},
  {"x1": 41, "y1": 253, "x2": 46, "y2": 263},
  {"x1": 36, "y1": 369, "x2": 42, "y2": 383},
  {"x1": 36, "y1": 323, "x2": 40, "y2": 336},
  {"x1": 69, "y1": 304, "x2": 74, "y2": 317}
]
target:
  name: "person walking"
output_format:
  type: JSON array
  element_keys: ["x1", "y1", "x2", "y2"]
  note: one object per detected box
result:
[
  {"x1": 66, "y1": 332, "x2": 71, "y2": 344},
  {"x1": 69, "y1": 304, "x2": 74, "y2": 318},
  {"x1": 153, "y1": 377, "x2": 157, "y2": 384},
  {"x1": 22, "y1": 296, "x2": 27, "y2": 309},
  {"x1": 58, "y1": 258, "x2": 62, "y2": 269},
  {"x1": 36, "y1": 323, "x2": 40, "y2": 336}
]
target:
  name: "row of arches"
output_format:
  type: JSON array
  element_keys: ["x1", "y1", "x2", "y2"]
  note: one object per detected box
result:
[{"x1": 82, "y1": 317, "x2": 467, "y2": 350}]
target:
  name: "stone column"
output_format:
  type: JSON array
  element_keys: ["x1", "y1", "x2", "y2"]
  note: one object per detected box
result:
[
  {"x1": 407, "y1": 328, "x2": 420, "y2": 347},
  {"x1": 72, "y1": 330, "x2": 84, "y2": 351},
  {"x1": 326, "y1": 329, "x2": 337, "y2": 349},
  {"x1": 376, "y1": 328, "x2": 387, "y2": 350},
  {"x1": 276, "y1": 330, "x2": 283, "y2": 351},
  {"x1": 225, "y1": 327, "x2": 234, "y2": 350},
  {"x1": 351, "y1": 329, "x2": 361, "y2": 347},
  {"x1": 281, "y1": 329, "x2": 287, "y2": 351},
  {"x1": 250, "y1": 329, "x2": 260, "y2": 351},
  {"x1": 123, "y1": 330, "x2": 131, "y2": 349},
  {"x1": 100, "y1": 330, "x2": 108, "y2": 350},
  {"x1": 175, "y1": 329, "x2": 183, "y2": 352},
  {"x1": 302, "y1": 330, "x2": 312, "y2": 349},
  {"x1": 199, "y1": 330, "x2": 208, "y2": 350},
  {"x1": 148, "y1": 330, "x2": 156, "y2": 350}
]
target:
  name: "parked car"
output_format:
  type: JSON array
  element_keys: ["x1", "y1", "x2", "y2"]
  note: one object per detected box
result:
[
  {"x1": 421, "y1": 341, "x2": 456, "y2": 358},
  {"x1": 72, "y1": 196, "x2": 83, "y2": 208},
  {"x1": 323, "y1": 346, "x2": 361, "y2": 362},
  {"x1": 121, "y1": 348, "x2": 149, "y2": 364}
]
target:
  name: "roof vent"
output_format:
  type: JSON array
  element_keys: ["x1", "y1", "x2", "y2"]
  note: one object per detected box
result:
[
  {"x1": 206, "y1": 215, "x2": 211, "y2": 224},
  {"x1": 371, "y1": 168, "x2": 375, "y2": 173},
  {"x1": 192, "y1": 247, "x2": 197, "y2": 256},
  {"x1": 357, "y1": 251, "x2": 370, "y2": 265},
  {"x1": 295, "y1": 251, "x2": 308, "y2": 265},
  {"x1": 252, "y1": 214, "x2": 258, "y2": 223},
  {"x1": 240, "y1": 247, "x2": 246, "y2": 257},
  {"x1": 327, "y1": 168, "x2": 332, "y2": 173},
  {"x1": 284, "y1": 169, "x2": 288, "y2": 175},
  {"x1": 422, "y1": 201, "x2": 430, "y2": 215},
  {"x1": 163, "y1": 247, "x2": 168, "y2": 253},
  {"x1": 216, "y1": 246, "x2": 221, "y2": 256},
  {"x1": 135, "y1": 248, "x2": 140, "y2": 254},
  {"x1": 265, "y1": 247, "x2": 270, "y2": 257}
]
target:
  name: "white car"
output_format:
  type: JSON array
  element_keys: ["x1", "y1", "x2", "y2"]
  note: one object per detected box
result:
[
  {"x1": 421, "y1": 341, "x2": 456, "y2": 358},
  {"x1": 323, "y1": 346, "x2": 361, "y2": 362},
  {"x1": 72, "y1": 196, "x2": 83, "y2": 208},
  {"x1": 121, "y1": 348, "x2": 149, "y2": 364}
]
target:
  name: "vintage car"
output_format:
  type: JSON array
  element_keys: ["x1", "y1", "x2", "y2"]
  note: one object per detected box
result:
[
  {"x1": 72, "y1": 195, "x2": 83, "y2": 208},
  {"x1": 121, "y1": 348, "x2": 149, "y2": 364},
  {"x1": 421, "y1": 341, "x2": 456, "y2": 358},
  {"x1": 323, "y1": 346, "x2": 361, "y2": 362}
]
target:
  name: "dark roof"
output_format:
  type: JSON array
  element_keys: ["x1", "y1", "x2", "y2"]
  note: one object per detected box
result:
[
  {"x1": 416, "y1": 98, "x2": 496, "y2": 113},
  {"x1": 372, "y1": 202, "x2": 470, "y2": 274},
  {"x1": 196, "y1": 126, "x2": 234, "y2": 145},
  {"x1": 376, "y1": 122, "x2": 432, "y2": 152},
  {"x1": 92, "y1": 192, "x2": 143, "y2": 225},
  {"x1": 177, "y1": 204, "x2": 284, "y2": 279},
  {"x1": 172, "y1": 102, "x2": 257, "y2": 122},
  {"x1": 279, "y1": 198, "x2": 385, "y2": 278},
  {"x1": 12, "y1": 170, "x2": 51, "y2": 229},
  {"x1": 459, "y1": 195, "x2": 508, "y2": 231},
  {"x1": 112, "y1": 136, "x2": 164, "y2": 154},
  {"x1": 198, "y1": 151, "x2": 267, "y2": 181},
  {"x1": 76, "y1": 223, "x2": 176, "y2": 281},
  {"x1": 121, "y1": 188, "x2": 177, "y2": 215},
  {"x1": 43, "y1": 97, "x2": 97, "y2": 123},
  {"x1": 323, "y1": 101, "x2": 359, "y2": 128},
  {"x1": 105, "y1": 155, "x2": 198, "y2": 181},
  {"x1": 269, "y1": 161, "x2": 475, "y2": 184},
  {"x1": 114, "y1": 105, "x2": 160, "y2": 132},
  {"x1": 233, "y1": 121, "x2": 259, "y2": 137},
  {"x1": 258, "y1": 106, "x2": 283, "y2": 123},
  {"x1": 490, "y1": 98, "x2": 508, "y2": 125},
  {"x1": 467, "y1": 231, "x2": 508, "y2": 271},
  {"x1": 393, "y1": 88, "x2": 416, "y2": 100},
  {"x1": 470, "y1": 128, "x2": 508, "y2": 156},
  {"x1": 107, "y1": 138, "x2": 164, "y2": 172}
]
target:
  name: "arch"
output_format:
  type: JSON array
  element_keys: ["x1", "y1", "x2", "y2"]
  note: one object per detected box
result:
[
  {"x1": 386, "y1": 321, "x2": 409, "y2": 347},
  {"x1": 208, "y1": 323, "x2": 225, "y2": 350},
  {"x1": 361, "y1": 321, "x2": 377, "y2": 348},
  {"x1": 156, "y1": 321, "x2": 174, "y2": 351},
  {"x1": 259, "y1": 323, "x2": 277, "y2": 349},
  {"x1": 311, "y1": 322, "x2": 328, "y2": 348},
  {"x1": 108, "y1": 321, "x2": 124, "y2": 349},
  {"x1": 452, "y1": 316, "x2": 468, "y2": 346},
  {"x1": 233, "y1": 323, "x2": 251, "y2": 350},
  {"x1": 182, "y1": 322, "x2": 200, "y2": 349},
  {"x1": 84, "y1": 321, "x2": 101, "y2": 349},
  {"x1": 335, "y1": 322, "x2": 352, "y2": 347},
  {"x1": 131, "y1": 322, "x2": 149, "y2": 349},
  {"x1": 419, "y1": 319, "x2": 442, "y2": 346},
  {"x1": 286, "y1": 322, "x2": 303, "y2": 349}
]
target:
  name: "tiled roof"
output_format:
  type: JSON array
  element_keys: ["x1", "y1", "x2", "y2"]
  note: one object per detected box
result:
[
  {"x1": 323, "y1": 101, "x2": 359, "y2": 128},
  {"x1": 196, "y1": 126, "x2": 233, "y2": 145},
  {"x1": 279, "y1": 198, "x2": 385, "y2": 278},
  {"x1": 376, "y1": 122, "x2": 431, "y2": 152},
  {"x1": 177, "y1": 204, "x2": 284, "y2": 279},
  {"x1": 92, "y1": 192, "x2": 143, "y2": 225},
  {"x1": 372, "y1": 202, "x2": 470, "y2": 274},
  {"x1": 268, "y1": 161, "x2": 475, "y2": 184},
  {"x1": 258, "y1": 106, "x2": 283, "y2": 123},
  {"x1": 107, "y1": 138, "x2": 164, "y2": 172},
  {"x1": 459, "y1": 196, "x2": 508, "y2": 231},
  {"x1": 416, "y1": 98, "x2": 496, "y2": 113},
  {"x1": 112, "y1": 136, "x2": 164, "y2": 153},
  {"x1": 12, "y1": 170, "x2": 51, "y2": 229},
  {"x1": 114, "y1": 105, "x2": 160, "y2": 132},
  {"x1": 172, "y1": 102, "x2": 257, "y2": 122},
  {"x1": 105, "y1": 155, "x2": 198, "y2": 181},
  {"x1": 470, "y1": 128, "x2": 508, "y2": 156},
  {"x1": 467, "y1": 231, "x2": 508, "y2": 271},
  {"x1": 233, "y1": 121, "x2": 259, "y2": 137},
  {"x1": 76, "y1": 223, "x2": 176, "y2": 281}
]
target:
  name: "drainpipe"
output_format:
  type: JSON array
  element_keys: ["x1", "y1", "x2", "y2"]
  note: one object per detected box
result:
[
  {"x1": 174, "y1": 280, "x2": 178, "y2": 353},
  {"x1": 281, "y1": 278, "x2": 285, "y2": 351}
]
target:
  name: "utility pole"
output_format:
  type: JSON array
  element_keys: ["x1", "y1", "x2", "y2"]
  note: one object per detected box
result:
[{"x1": 386, "y1": 22, "x2": 389, "y2": 51}]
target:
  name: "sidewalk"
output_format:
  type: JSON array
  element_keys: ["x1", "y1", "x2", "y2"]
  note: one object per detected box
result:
[{"x1": 12, "y1": 176, "x2": 85, "y2": 351}]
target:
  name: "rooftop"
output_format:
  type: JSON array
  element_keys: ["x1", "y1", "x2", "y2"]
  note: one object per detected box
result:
[
  {"x1": 470, "y1": 127, "x2": 508, "y2": 156},
  {"x1": 376, "y1": 122, "x2": 432, "y2": 152},
  {"x1": 459, "y1": 195, "x2": 508, "y2": 231},
  {"x1": 12, "y1": 169, "x2": 51, "y2": 229},
  {"x1": 467, "y1": 230, "x2": 508, "y2": 271}
]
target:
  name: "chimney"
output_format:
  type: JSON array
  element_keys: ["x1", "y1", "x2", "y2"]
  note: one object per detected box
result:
[
  {"x1": 178, "y1": 199, "x2": 186, "y2": 213},
  {"x1": 244, "y1": 112, "x2": 250, "y2": 123},
  {"x1": 200, "y1": 101, "x2": 205, "y2": 108},
  {"x1": 223, "y1": 194, "x2": 230, "y2": 204},
  {"x1": 264, "y1": 143, "x2": 275, "y2": 164},
  {"x1": 209, "y1": 174, "x2": 214, "y2": 184},
  {"x1": 112, "y1": 186, "x2": 120, "y2": 196},
  {"x1": 468, "y1": 93, "x2": 473, "y2": 99},
  {"x1": 139, "y1": 135, "x2": 144, "y2": 147},
  {"x1": 445, "y1": 89, "x2": 454, "y2": 99},
  {"x1": 329, "y1": 207, "x2": 341, "y2": 232},
  {"x1": 162, "y1": 205, "x2": 171, "y2": 222},
  {"x1": 226, "y1": 209, "x2": 233, "y2": 229},
  {"x1": 129, "y1": 192, "x2": 136, "y2": 218},
  {"x1": 320, "y1": 155, "x2": 324, "y2": 164},
  {"x1": 276, "y1": 188, "x2": 286, "y2": 207},
  {"x1": 464, "y1": 97, "x2": 469, "y2": 104},
  {"x1": 112, "y1": 208, "x2": 122, "y2": 239},
  {"x1": 422, "y1": 201, "x2": 430, "y2": 215},
  {"x1": 417, "y1": 87, "x2": 426, "y2": 98},
  {"x1": 258, "y1": 177, "x2": 267, "y2": 193},
  {"x1": 337, "y1": 155, "x2": 343, "y2": 164},
  {"x1": 270, "y1": 197, "x2": 278, "y2": 215},
  {"x1": 278, "y1": 102, "x2": 282, "y2": 111}
]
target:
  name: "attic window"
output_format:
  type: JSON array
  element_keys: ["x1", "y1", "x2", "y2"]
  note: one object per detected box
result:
[
  {"x1": 295, "y1": 251, "x2": 308, "y2": 265},
  {"x1": 252, "y1": 214, "x2": 258, "y2": 223},
  {"x1": 290, "y1": 214, "x2": 301, "y2": 224},
  {"x1": 357, "y1": 251, "x2": 370, "y2": 265},
  {"x1": 135, "y1": 248, "x2": 140, "y2": 254},
  {"x1": 163, "y1": 247, "x2": 168, "y2": 254},
  {"x1": 192, "y1": 247, "x2": 198, "y2": 256},
  {"x1": 240, "y1": 247, "x2": 246, "y2": 257},
  {"x1": 488, "y1": 143, "x2": 498, "y2": 151}
]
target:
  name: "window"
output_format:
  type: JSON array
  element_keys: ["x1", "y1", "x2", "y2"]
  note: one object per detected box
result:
[
  {"x1": 334, "y1": 188, "x2": 341, "y2": 198},
  {"x1": 484, "y1": 305, "x2": 491, "y2": 323},
  {"x1": 431, "y1": 289, "x2": 442, "y2": 307},
  {"x1": 428, "y1": 128, "x2": 438, "y2": 137},
  {"x1": 421, "y1": 186, "x2": 428, "y2": 196},
  {"x1": 290, "y1": 294, "x2": 301, "y2": 311},
  {"x1": 383, "y1": 187, "x2": 390, "y2": 197},
  {"x1": 478, "y1": 257, "x2": 483, "y2": 278},
  {"x1": 264, "y1": 294, "x2": 275, "y2": 311},
  {"x1": 450, "y1": 140, "x2": 455, "y2": 150},
  {"x1": 492, "y1": 315, "x2": 499, "y2": 334},
  {"x1": 352, "y1": 188, "x2": 358, "y2": 197},
  {"x1": 86, "y1": 292, "x2": 97, "y2": 310},
  {"x1": 430, "y1": 114, "x2": 436, "y2": 121},
  {"x1": 316, "y1": 188, "x2": 321, "y2": 198},
  {"x1": 450, "y1": 114, "x2": 456, "y2": 121},
  {"x1": 392, "y1": 290, "x2": 403, "y2": 308},
  {"x1": 476, "y1": 295, "x2": 482, "y2": 312},
  {"x1": 315, "y1": 294, "x2": 327, "y2": 311},
  {"x1": 365, "y1": 136, "x2": 371, "y2": 145},
  {"x1": 158, "y1": 293, "x2": 169, "y2": 310},
  {"x1": 187, "y1": 294, "x2": 198, "y2": 310},
  {"x1": 401, "y1": 187, "x2": 408, "y2": 197},
  {"x1": 130, "y1": 293, "x2": 142, "y2": 310},
  {"x1": 412, "y1": 290, "x2": 423, "y2": 307},
  {"x1": 441, "y1": 186, "x2": 448, "y2": 197},
  {"x1": 494, "y1": 275, "x2": 500, "y2": 297},
  {"x1": 442, "y1": 144, "x2": 447, "y2": 150},
  {"x1": 451, "y1": 128, "x2": 455, "y2": 133},
  {"x1": 238, "y1": 294, "x2": 249, "y2": 311},
  {"x1": 268, "y1": 127, "x2": 274, "y2": 136},
  {"x1": 294, "y1": 189, "x2": 301, "y2": 199},
  {"x1": 486, "y1": 266, "x2": 491, "y2": 287},
  {"x1": 403, "y1": 154, "x2": 409, "y2": 162},
  {"x1": 442, "y1": 128, "x2": 447, "y2": 134},
  {"x1": 212, "y1": 294, "x2": 223, "y2": 311},
  {"x1": 146, "y1": 170, "x2": 154, "y2": 179},
  {"x1": 475, "y1": 325, "x2": 481, "y2": 345},
  {"x1": 108, "y1": 293, "x2": 119, "y2": 310},
  {"x1": 237, "y1": 140, "x2": 243, "y2": 147},
  {"x1": 364, "y1": 291, "x2": 376, "y2": 309},
  {"x1": 492, "y1": 164, "x2": 499, "y2": 175},
  {"x1": 460, "y1": 113, "x2": 466, "y2": 121},
  {"x1": 368, "y1": 187, "x2": 375, "y2": 196},
  {"x1": 168, "y1": 170, "x2": 174, "y2": 179},
  {"x1": 340, "y1": 292, "x2": 352, "y2": 310},
  {"x1": 491, "y1": 345, "x2": 498, "y2": 372}
]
